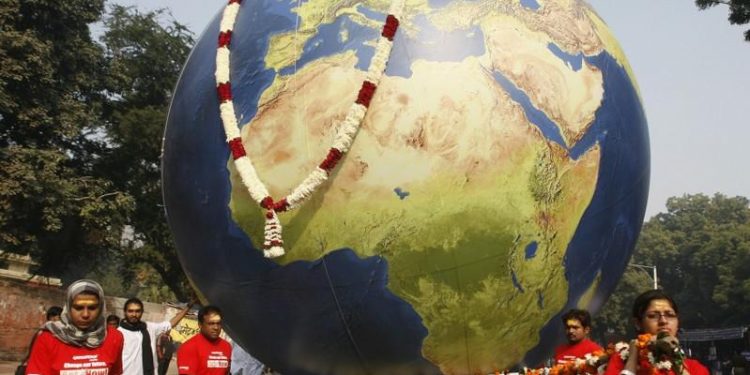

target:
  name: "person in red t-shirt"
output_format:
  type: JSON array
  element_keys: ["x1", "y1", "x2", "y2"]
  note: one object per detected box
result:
[
  {"x1": 177, "y1": 305, "x2": 232, "y2": 375},
  {"x1": 554, "y1": 308, "x2": 603, "y2": 364},
  {"x1": 603, "y1": 290, "x2": 709, "y2": 375},
  {"x1": 26, "y1": 279, "x2": 125, "y2": 375}
]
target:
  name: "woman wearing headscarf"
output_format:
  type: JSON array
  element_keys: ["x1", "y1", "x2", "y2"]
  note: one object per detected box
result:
[
  {"x1": 26, "y1": 279, "x2": 124, "y2": 375},
  {"x1": 604, "y1": 289, "x2": 709, "y2": 375}
]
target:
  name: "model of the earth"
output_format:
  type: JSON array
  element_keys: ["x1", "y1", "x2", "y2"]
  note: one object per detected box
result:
[{"x1": 162, "y1": 0, "x2": 649, "y2": 373}]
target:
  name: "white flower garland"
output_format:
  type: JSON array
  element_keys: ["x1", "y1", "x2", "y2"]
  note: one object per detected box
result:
[
  {"x1": 614, "y1": 338, "x2": 682, "y2": 372},
  {"x1": 584, "y1": 352, "x2": 602, "y2": 369},
  {"x1": 648, "y1": 352, "x2": 674, "y2": 371},
  {"x1": 215, "y1": 0, "x2": 404, "y2": 257},
  {"x1": 615, "y1": 341, "x2": 631, "y2": 362}
]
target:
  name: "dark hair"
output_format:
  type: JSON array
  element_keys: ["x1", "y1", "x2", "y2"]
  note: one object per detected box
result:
[
  {"x1": 632, "y1": 289, "x2": 679, "y2": 320},
  {"x1": 106, "y1": 314, "x2": 120, "y2": 324},
  {"x1": 561, "y1": 309, "x2": 592, "y2": 328},
  {"x1": 46, "y1": 306, "x2": 63, "y2": 320},
  {"x1": 198, "y1": 305, "x2": 222, "y2": 324},
  {"x1": 123, "y1": 297, "x2": 144, "y2": 312}
]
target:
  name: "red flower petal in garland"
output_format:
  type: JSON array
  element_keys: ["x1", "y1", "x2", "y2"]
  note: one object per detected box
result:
[
  {"x1": 273, "y1": 198, "x2": 289, "y2": 212},
  {"x1": 218, "y1": 31, "x2": 233, "y2": 48},
  {"x1": 261, "y1": 197, "x2": 274, "y2": 210},
  {"x1": 318, "y1": 148, "x2": 343, "y2": 172},
  {"x1": 228, "y1": 137, "x2": 246, "y2": 159},
  {"x1": 356, "y1": 81, "x2": 377, "y2": 107},
  {"x1": 382, "y1": 15, "x2": 399, "y2": 41},
  {"x1": 217, "y1": 82, "x2": 232, "y2": 102},
  {"x1": 228, "y1": 0, "x2": 242, "y2": 4}
]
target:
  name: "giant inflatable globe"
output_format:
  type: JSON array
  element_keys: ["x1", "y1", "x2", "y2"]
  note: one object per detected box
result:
[{"x1": 163, "y1": 0, "x2": 649, "y2": 373}]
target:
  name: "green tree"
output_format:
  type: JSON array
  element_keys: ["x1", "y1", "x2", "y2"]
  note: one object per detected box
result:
[
  {"x1": 1, "y1": 2, "x2": 197, "y2": 302},
  {"x1": 642, "y1": 193, "x2": 750, "y2": 327},
  {"x1": 592, "y1": 268, "x2": 652, "y2": 342},
  {"x1": 594, "y1": 193, "x2": 750, "y2": 341},
  {"x1": 97, "y1": 5, "x2": 194, "y2": 301},
  {"x1": 0, "y1": 0, "x2": 133, "y2": 277},
  {"x1": 695, "y1": 0, "x2": 750, "y2": 41}
]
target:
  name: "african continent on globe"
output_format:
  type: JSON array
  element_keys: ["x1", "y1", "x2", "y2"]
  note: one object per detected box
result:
[{"x1": 162, "y1": 0, "x2": 649, "y2": 373}]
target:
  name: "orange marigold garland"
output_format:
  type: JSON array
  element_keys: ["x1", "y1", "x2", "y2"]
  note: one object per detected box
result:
[
  {"x1": 521, "y1": 334, "x2": 685, "y2": 375},
  {"x1": 520, "y1": 350, "x2": 607, "y2": 375},
  {"x1": 636, "y1": 333, "x2": 686, "y2": 375}
]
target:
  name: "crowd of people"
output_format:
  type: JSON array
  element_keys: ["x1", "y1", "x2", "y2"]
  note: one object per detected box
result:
[
  {"x1": 16, "y1": 279, "x2": 262, "y2": 375},
  {"x1": 16, "y1": 280, "x2": 745, "y2": 375}
]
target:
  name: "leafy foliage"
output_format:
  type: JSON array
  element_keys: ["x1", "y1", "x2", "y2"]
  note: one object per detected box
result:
[
  {"x1": 0, "y1": 2, "x2": 195, "y2": 301},
  {"x1": 592, "y1": 268, "x2": 652, "y2": 342},
  {"x1": 97, "y1": 5, "x2": 194, "y2": 301},
  {"x1": 594, "y1": 193, "x2": 750, "y2": 341},
  {"x1": 0, "y1": 0, "x2": 133, "y2": 277},
  {"x1": 695, "y1": 0, "x2": 750, "y2": 41}
]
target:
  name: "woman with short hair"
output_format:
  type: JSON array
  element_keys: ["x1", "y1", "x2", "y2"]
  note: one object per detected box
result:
[{"x1": 26, "y1": 279, "x2": 124, "y2": 375}]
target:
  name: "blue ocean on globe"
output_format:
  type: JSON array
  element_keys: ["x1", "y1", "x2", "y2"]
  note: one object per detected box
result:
[{"x1": 163, "y1": 0, "x2": 649, "y2": 373}]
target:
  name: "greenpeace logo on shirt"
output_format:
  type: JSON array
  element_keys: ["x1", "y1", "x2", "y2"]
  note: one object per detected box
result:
[
  {"x1": 59, "y1": 353, "x2": 108, "y2": 374},
  {"x1": 207, "y1": 351, "x2": 229, "y2": 368}
]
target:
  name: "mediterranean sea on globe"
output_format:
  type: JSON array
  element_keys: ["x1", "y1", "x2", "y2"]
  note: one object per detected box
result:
[{"x1": 162, "y1": 0, "x2": 650, "y2": 373}]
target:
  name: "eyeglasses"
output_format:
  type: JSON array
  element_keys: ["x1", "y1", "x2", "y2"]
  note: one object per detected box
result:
[{"x1": 644, "y1": 311, "x2": 678, "y2": 321}]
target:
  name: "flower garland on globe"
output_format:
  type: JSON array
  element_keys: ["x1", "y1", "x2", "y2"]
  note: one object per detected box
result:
[
  {"x1": 214, "y1": 0, "x2": 404, "y2": 257},
  {"x1": 519, "y1": 334, "x2": 685, "y2": 375}
]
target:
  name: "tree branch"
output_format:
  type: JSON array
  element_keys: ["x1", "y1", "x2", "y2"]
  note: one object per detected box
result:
[
  {"x1": 71, "y1": 191, "x2": 123, "y2": 201},
  {"x1": 702, "y1": 0, "x2": 732, "y2": 5}
]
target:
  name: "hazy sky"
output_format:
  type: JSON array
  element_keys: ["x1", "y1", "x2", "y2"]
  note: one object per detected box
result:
[{"x1": 116, "y1": 0, "x2": 750, "y2": 218}]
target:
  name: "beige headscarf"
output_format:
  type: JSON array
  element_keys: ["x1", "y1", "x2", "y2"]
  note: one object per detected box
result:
[{"x1": 44, "y1": 279, "x2": 107, "y2": 348}]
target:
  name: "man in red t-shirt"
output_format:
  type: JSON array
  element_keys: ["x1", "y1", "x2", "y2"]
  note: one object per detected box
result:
[
  {"x1": 554, "y1": 309, "x2": 603, "y2": 364},
  {"x1": 177, "y1": 305, "x2": 232, "y2": 375}
]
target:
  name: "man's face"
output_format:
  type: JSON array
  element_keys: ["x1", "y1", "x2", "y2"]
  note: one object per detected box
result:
[
  {"x1": 49, "y1": 315, "x2": 61, "y2": 322},
  {"x1": 70, "y1": 293, "x2": 101, "y2": 330},
  {"x1": 124, "y1": 302, "x2": 144, "y2": 324},
  {"x1": 564, "y1": 318, "x2": 589, "y2": 344},
  {"x1": 199, "y1": 313, "x2": 223, "y2": 341}
]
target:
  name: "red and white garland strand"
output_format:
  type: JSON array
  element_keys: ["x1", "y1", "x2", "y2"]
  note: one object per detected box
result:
[{"x1": 215, "y1": 0, "x2": 404, "y2": 258}]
